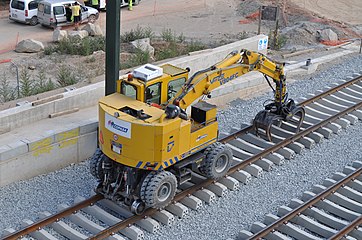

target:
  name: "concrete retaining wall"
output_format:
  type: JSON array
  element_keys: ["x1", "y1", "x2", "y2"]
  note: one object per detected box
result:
[
  {"x1": 0, "y1": 82, "x2": 104, "y2": 134},
  {"x1": 0, "y1": 35, "x2": 268, "y2": 186},
  {"x1": 0, "y1": 120, "x2": 98, "y2": 186}
]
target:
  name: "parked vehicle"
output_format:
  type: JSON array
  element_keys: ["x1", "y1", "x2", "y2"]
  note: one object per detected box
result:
[
  {"x1": 37, "y1": 0, "x2": 99, "y2": 28},
  {"x1": 9, "y1": 0, "x2": 42, "y2": 25},
  {"x1": 83, "y1": 0, "x2": 140, "y2": 11}
]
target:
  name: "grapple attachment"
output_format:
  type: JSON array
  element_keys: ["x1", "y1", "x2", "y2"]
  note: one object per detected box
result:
[{"x1": 253, "y1": 99, "x2": 305, "y2": 142}]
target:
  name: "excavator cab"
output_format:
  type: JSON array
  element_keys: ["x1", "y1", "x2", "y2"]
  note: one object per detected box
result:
[{"x1": 117, "y1": 64, "x2": 189, "y2": 107}]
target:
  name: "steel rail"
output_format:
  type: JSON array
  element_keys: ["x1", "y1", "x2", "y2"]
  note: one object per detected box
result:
[
  {"x1": 1, "y1": 194, "x2": 103, "y2": 240},
  {"x1": 248, "y1": 167, "x2": 362, "y2": 239},
  {"x1": 328, "y1": 215, "x2": 362, "y2": 240},
  {"x1": 296, "y1": 75, "x2": 362, "y2": 107},
  {"x1": 218, "y1": 75, "x2": 362, "y2": 144},
  {"x1": 90, "y1": 88, "x2": 362, "y2": 239},
  {"x1": 6, "y1": 76, "x2": 362, "y2": 240}
]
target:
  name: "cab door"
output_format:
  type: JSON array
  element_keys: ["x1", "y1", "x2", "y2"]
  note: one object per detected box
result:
[
  {"x1": 53, "y1": 5, "x2": 67, "y2": 25},
  {"x1": 37, "y1": 3, "x2": 51, "y2": 26},
  {"x1": 80, "y1": 5, "x2": 89, "y2": 22}
]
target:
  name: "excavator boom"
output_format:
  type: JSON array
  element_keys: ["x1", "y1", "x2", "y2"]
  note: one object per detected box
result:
[{"x1": 166, "y1": 49, "x2": 304, "y2": 141}]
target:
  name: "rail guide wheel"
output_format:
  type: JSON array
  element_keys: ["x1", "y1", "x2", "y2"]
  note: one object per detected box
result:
[
  {"x1": 199, "y1": 142, "x2": 233, "y2": 179},
  {"x1": 140, "y1": 170, "x2": 177, "y2": 209}
]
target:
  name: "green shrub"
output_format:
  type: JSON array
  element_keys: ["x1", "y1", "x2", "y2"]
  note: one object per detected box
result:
[
  {"x1": 19, "y1": 68, "x2": 35, "y2": 97},
  {"x1": 161, "y1": 28, "x2": 176, "y2": 42},
  {"x1": 155, "y1": 42, "x2": 179, "y2": 60},
  {"x1": 120, "y1": 48, "x2": 150, "y2": 69},
  {"x1": 34, "y1": 69, "x2": 55, "y2": 94},
  {"x1": 44, "y1": 36, "x2": 105, "y2": 56},
  {"x1": 44, "y1": 45, "x2": 57, "y2": 55},
  {"x1": 187, "y1": 41, "x2": 206, "y2": 52},
  {"x1": 121, "y1": 26, "x2": 154, "y2": 43},
  {"x1": 56, "y1": 65, "x2": 78, "y2": 87},
  {"x1": 0, "y1": 71, "x2": 16, "y2": 103}
]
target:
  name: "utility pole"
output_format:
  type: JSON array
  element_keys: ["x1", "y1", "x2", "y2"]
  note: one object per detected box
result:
[{"x1": 105, "y1": 0, "x2": 121, "y2": 95}]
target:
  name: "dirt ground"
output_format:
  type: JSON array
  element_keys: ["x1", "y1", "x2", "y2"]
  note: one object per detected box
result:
[
  {"x1": 0, "y1": 0, "x2": 361, "y2": 107},
  {"x1": 290, "y1": 0, "x2": 362, "y2": 25}
]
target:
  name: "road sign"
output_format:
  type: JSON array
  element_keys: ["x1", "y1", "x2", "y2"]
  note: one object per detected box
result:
[{"x1": 261, "y1": 6, "x2": 278, "y2": 21}]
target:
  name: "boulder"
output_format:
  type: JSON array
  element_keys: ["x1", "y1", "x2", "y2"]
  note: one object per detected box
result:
[
  {"x1": 318, "y1": 28, "x2": 338, "y2": 42},
  {"x1": 68, "y1": 30, "x2": 89, "y2": 40},
  {"x1": 15, "y1": 39, "x2": 44, "y2": 53},
  {"x1": 82, "y1": 23, "x2": 103, "y2": 36},
  {"x1": 53, "y1": 28, "x2": 68, "y2": 42},
  {"x1": 130, "y1": 38, "x2": 155, "y2": 58}
]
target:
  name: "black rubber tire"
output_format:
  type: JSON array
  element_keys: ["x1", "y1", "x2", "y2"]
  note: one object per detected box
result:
[
  {"x1": 140, "y1": 171, "x2": 177, "y2": 209},
  {"x1": 199, "y1": 143, "x2": 232, "y2": 179},
  {"x1": 90, "y1": 148, "x2": 104, "y2": 180},
  {"x1": 29, "y1": 16, "x2": 38, "y2": 26}
]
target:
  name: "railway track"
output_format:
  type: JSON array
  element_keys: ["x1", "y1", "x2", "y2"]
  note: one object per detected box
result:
[
  {"x1": 238, "y1": 161, "x2": 362, "y2": 240},
  {"x1": 2, "y1": 73, "x2": 362, "y2": 240}
]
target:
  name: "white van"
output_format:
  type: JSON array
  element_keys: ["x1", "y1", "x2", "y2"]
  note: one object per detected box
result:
[
  {"x1": 37, "y1": 0, "x2": 99, "y2": 28},
  {"x1": 84, "y1": 0, "x2": 140, "y2": 11},
  {"x1": 9, "y1": 0, "x2": 42, "y2": 25}
]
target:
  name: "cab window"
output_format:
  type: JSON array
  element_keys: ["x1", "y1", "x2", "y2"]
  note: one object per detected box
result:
[
  {"x1": 44, "y1": 4, "x2": 51, "y2": 14},
  {"x1": 37, "y1": 3, "x2": 44, "y2": 12},
  {"x1": 53, "y1": 6, "x2": 64, "y2": 15},
  {"x1": 28, "y1": 0, "x2": 40, "y2": 10},
  {"x1": 11, "y1": 0, "x2": 25, "y2": 10},
  {"x1": 167, "y1": 77, "x2": 186, "y2": 101},
  {"x1": 145, "y1": 83, "x2": 161, "y2": 104},
  {"x1": 121, "y1": 81, "x2": 137, "y2": 99}
]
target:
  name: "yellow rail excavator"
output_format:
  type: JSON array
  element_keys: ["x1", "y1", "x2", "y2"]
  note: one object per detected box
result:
[{"x1": 90, "y1": 49, "x2": 305, "y2": 214}]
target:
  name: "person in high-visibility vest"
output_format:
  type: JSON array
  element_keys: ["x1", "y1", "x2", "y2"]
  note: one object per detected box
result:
[
  {"x1": 71, "y1": 2, "x2": 81, "y2": 30},
  {"x1": 91, "y1": 0, "x2": 99, "y2": 10},
  {"x1": 128, "y1": 0, "x2": 132, "y2": 11}
]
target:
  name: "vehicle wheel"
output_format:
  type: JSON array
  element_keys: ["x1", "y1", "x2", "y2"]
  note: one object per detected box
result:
[
  {"x1": 88, "y1": 14, "x2": 97, "y2": 23},
  {"x1": 199, "y1": 143, "x2": 232, "y2": 179},
  {"x1": 140, "y1": 170, "x2": 177, "y2": 209},
  {"x1": 133, "y1": 0, "x2": 140, "y2": 5},
  {"x1": 90, "y1": 148, "x2": 105, "y2": 180},
  {"x1": 29, "y1": 16, "x2": 38, "y2": 26}
]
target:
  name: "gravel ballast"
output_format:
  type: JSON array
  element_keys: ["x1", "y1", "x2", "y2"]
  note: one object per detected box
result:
[{"x1": 0, "y1": 51, "x2": 361, "y2": 239}]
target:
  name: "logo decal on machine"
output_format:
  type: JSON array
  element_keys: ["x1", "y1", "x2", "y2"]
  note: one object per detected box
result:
[{"x1": 105, "y1": 113, "x2": 131, "y2": 139}]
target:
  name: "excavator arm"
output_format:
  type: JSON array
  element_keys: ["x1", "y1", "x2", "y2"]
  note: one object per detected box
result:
[
  {"x1": 171, "y1": 49, "x2": 287, "y2": 109},
  {"x1": 166, "y1": 49, "x2": 305, "y2": 141}
]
